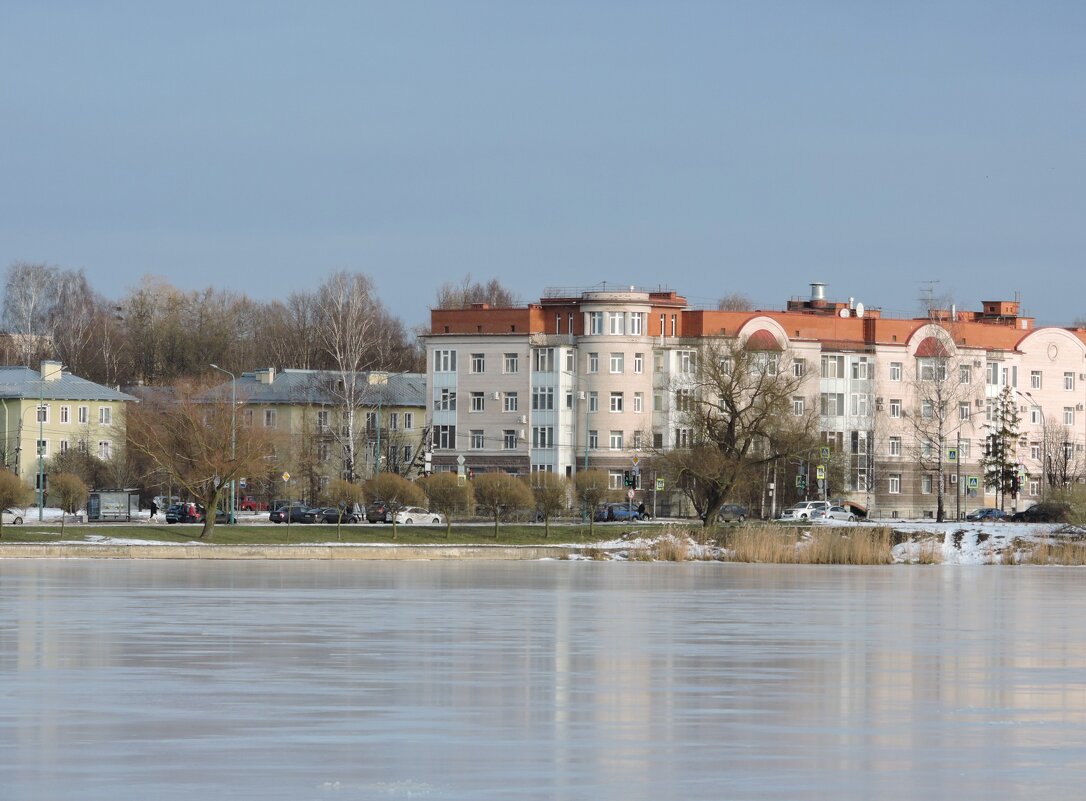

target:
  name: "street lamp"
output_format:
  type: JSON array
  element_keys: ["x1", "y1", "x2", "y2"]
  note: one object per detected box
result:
[
  {"x1": 36, "y1": 364, "x2": 66, "y2": 521},
  {"x1": 209, "y1": 364, "x2": 237, "y2": 524}
]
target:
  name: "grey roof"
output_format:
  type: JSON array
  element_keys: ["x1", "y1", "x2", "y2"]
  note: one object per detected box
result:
[
  {"x1": 0, "y1": 366, "x2": 138, "y2": 403},
  {"x1": 206, "y1": 369, "x2": 426, "y2": 407}
]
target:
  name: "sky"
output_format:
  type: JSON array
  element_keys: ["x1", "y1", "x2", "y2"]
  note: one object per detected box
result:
[{"x1": 3, "y1": 1, "x2": 1085, "y2": 328}]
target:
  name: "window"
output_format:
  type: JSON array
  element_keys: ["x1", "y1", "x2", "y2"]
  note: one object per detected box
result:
[
  {"x1": 1064, "y1": 407, "x2": 1075, "y2": 426},
  {"x1": 533, "y1": 348, "x2": 555, "y2": 373},
  {"x1": 609, "y1": 470, "x2": 623, "y2": 490},
  {"x1": 851, "y1": 358, "x2": 871, "y2": 380},
  {"x1": 670, "y1": 314, "x2": 677, "y2": 337},
  {"x1": 793, "y1": 397, "x2": 805, "y2": 416},
  {"x1": 1030, "y1": 406, "x2": 1041, "y2": 425},
  {"x1": 98, "y1": 406, "x2": 112, "y2": 425},
  {"x1": 587, "y1": 352, "x2": 599, "y2": 373},
  {"x1": 653, "y1": 431, "x2": 663, "y2": 448},
  {"x1": 59, "y1": 440, "x2": 69, "y2": 454},
  {"x1": 36, "y1": 439, "x2": 47, "y2": 457},
  {"x1": 366, "y1": 411, "x2": 378, "y2": 431},
  {"x1": 609, "y1": 352, "x2": 624, "y2": 373},
  {"x1": 922, "y1": 439, "x2": 934, "y2": 458},
  {"x1": 36, "y1": 404, "x2": 49, "y2": 424},
  {"x1": 609, "y1": 392, "x2": 624, "y2": 412},
  {"x1": 471, "y1": 353, "x2": 485, "y2": 373},
  {"x1": 653, "y1": 392, "x2": 663, "y2": 412},
  {"x1": 675, "y1": 428, "x2": 692, "y2": 447},
  {"x1": 675, "y1": 389, "x2": 694, "y2": 412},
  {"x1": 819, "y1": 393, "x2": 845, "y2": 416},
  {"x1": 888, "y1": 474, "x2": 901, "y2": 494},
  {"x1": 317, "y1": 409, "x2": 330, "y2": 432},
  {"x1": 565, "y1": 350, "x2": 575, "y2": 373},
  {"x1": 678, "y1": 351, "x2": 695, "y2": 374},
  {"x1": 566, "y1": 392, "x2": 573, "y2": 409},
  {"x1": 889, "y1": 437, "x2": 902, "y2": 456},
  {"x1": 633, "y1": 352, "x2": 644, "y2": 373},
  {"x1": 986, "y1": 362, "x2": 1000, "y2": 386},
  {"x1": 503, "y1": 430, "x2": 517, "y2": 449},
  {"x1": 959, "y1": 441, "x2": 971, "y2": 459},
  {"x1": 470, "y1": 430, "x2": 484, "y2": 449},
  {"x1": 317, "y1": 442, "x2": 330, "y2": 462},
  {"x1": 385, "y1": 412, "x2": 397, "y2": 431},
  {"x1": 1031, "y1": 370, "x2": 1042, "y2": 390},
  {"x1": 609, "y1": 312, "x2": 624, "y2": 335},
  {"x1": 589, "y1": 312, "x2": 604, "y2": 334},
  {"x1": 633, "y1": 392, "x2": 643, "y2": 413},
  {"x1": 889, "y1": 399, "x2": 901, "y2": 418},
  {"x1": 532, "y1": 427, "x2": 554, "y2": 448},
  {"x1": 588, "y1": 430, "x2": 598, "y2": 449},
  {"x1": 504, "y1": 353, "x2": 518, "y2": 373},
  {"x1": 264, "y1": 409, "x2": 277, "y2": 427},
  {"x1": 851, "y1": 393, "x2": 868, "y2": 416},
  {"x1": 434, "y1": 350, "x2": 457, "y2": 372},
  {"x1": 654, "y1": 352, "x2": 664, "y2": 372},
  {"x1": 1029, "y1": 479, "x2": 1040, "y2": 496},
  {"x1": 503, "y1": 393, "x2": 518, "y2": 412},
  {"x1": 921, "y1": 399, "x2": 933, "y2": 420},
  {"x1": 471, "y1": 392, "x2": 485, "y2": 412},
  {"x1": 404, "y1": 413, "x2": 414, "y2": 430},
  {"x1": 244, "y1": 409, "x2": 253, "y2": 427},
  {"x1": 793, "y1": 358, "x2": 806, "y2": 378},
  {"x1": 435, "y1": 388, "x2": 457, "y2": 411},
  {"x1": 98, "y1": 440, "x2": 112, "y2": 460},
  {"x1": 889, "y1": 362, "x2": 902, "y2": 382},
  {"x1": 609, "y1": 430, "x2": 623, "y2": 450},
  {"x1": 532, "y1": 387, "x2": 554, "y2": 410},
  {"x1": 959, "y1": 402, "x2": 971, "y2": 421},
  {"x1": 959, "y1": 364, "x2": 972, "y2": 384},
  {"x1": 821, "y1": 355, "x2": 845, "y2": 379},
  {"x1": 919, "y1": 358, "x2": 947, "y2": 381},
  {"x1": 1065, "y1": 372, "x2": 1076, "y2": 391},
  {"x1": 1030, "y1": 444, "x2": 1041, "y2": 460},
  {"x1": 629, "y1": 313, "x2": 643, "y2": 335},
  {"x1": 59, "y1": 405, "x2": 70, "y2": 424},
  {"x1": 633, "y1": 430, "x2": 643, "y2": 449},
  {"x1": 588, "y1": 392, "x2": 598, "y2": 413},
  {"x1": 78, "y1": 405, "x2": 89, "y2": 424},
  {"x1": 921, "y1": 474, "x2": 933, "y2": 494}
]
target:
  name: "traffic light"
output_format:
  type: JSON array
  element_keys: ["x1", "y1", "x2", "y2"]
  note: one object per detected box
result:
[
  {"x1": 623, "y1": 470, "x2": 632, "y2": 487},
  {"x1": 632, "y1": 472, "x2": 639, "y2": 490}
]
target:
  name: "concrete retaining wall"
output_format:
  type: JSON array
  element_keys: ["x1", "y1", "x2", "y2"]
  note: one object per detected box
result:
[{"x1": 0, "y1": 544, "x2": 585, "y2": 560}]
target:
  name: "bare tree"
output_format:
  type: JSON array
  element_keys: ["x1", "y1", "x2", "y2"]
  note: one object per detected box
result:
[
  {"x1": 419, "y1": 472, "x2": 475, "y2": 538},
  {"x1": 473, "y1": 472, "x2": 533, "y2": 539},
  {"x1": 0, "y1": 469, "x2": 33, "y2": 537},
  {"x1": 3, "y1": 261, "x2": 60, "y2": 366},
  {"x1": 126, "y1": 380, "x2": 280, "y2": 539},
  {"x1": 660, "y1": 338, "x2": 818, "y2": 525},
  {"x1": 574, "y1": 469, "x2": 611, "y2": 536},
  {"x1": 528, "y1": 472, "x2": 569, "y2": 538},
  {"x1": 50, "y1": 473, "x2": 88, "y2": 534},
  {"x1": 434, "y1": 274, "x2": 517, "y2": 309},
  {"x1": 1043, "y1": 421, "x2": 1083, "y2": 492},
  {"x1": 716, "y1": 293, "x2": 754, "y2": 311}
]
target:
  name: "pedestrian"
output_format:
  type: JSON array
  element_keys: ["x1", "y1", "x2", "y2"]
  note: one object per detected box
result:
[{"x1": 149, "y1": 499, "x2": 158, "y2": 522}]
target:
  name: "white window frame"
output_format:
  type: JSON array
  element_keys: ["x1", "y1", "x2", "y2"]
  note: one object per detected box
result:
[
  {"x1": 609, "y1": 352, "x2": 624, "y2": 373},
  {"x1": 609, "y1": 430, "x2": 623, "y2": 450},
  {"x1": 609, "y1": 392, "x2": 623, "y2": 413}
]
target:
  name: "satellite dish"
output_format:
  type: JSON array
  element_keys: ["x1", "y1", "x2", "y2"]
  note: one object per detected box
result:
[
  {"x1": 839, "y1": 308, "x2": 850, "y2": 318},
  {"x1": 855, "y1": 302, "x2": 865, "y2": 318}
]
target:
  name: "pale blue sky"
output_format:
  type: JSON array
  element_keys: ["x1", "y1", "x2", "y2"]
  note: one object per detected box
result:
[{"x1": 3, "y1": 1, "x2": 1085, "y2": 327}]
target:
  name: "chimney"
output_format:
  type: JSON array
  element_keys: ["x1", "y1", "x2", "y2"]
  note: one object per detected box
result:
[
  {"x1": 40, "y1": 360, "x2": 64, "y2": 382},
  {"x1": 255, "y1": 368, "x2": 275, "y2": 385},
  {"x1": 368, "y1": 371, "x2": 389, "y2": 385}
]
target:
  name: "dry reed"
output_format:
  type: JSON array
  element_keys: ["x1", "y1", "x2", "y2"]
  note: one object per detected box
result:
[{"x1": 724, "y1": 525, "x2": 893, "y2": 565}]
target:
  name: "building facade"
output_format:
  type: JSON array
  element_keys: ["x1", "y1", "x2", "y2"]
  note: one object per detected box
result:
[
  {"x1": 0, "y1": 360, "x2": 136, "y2": 491},
  {"x1": 424, "y1": 284, "x2": 1086, "y2": 518}
]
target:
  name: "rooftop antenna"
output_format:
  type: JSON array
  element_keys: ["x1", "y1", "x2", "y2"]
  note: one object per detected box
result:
[{"x1": 917, "y1": 280, "x2": 940, "y2": 320}]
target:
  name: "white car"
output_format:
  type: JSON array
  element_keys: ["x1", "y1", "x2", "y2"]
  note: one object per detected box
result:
[
  {"x1": 392, "y1": 507, "x2": 446, "y2": 525},
  {"x1": 2, "y1": 508, "x2": 25, "y2": 525},
  {"x1": 779, "y1": 501, "x2": 831, "y2": 520},
  {"x1": 811, "y1": 505, "x2": 857, "y2": 523}
]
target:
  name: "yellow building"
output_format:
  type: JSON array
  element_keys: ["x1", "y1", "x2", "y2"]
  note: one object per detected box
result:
[{"x1": 0, "y1": 361, "x2": 136, "y2": 492}]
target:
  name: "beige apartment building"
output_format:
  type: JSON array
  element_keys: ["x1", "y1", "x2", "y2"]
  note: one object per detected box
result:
[{"x1": 424, "y1": 284, "x2": 1086, "y2": 519}]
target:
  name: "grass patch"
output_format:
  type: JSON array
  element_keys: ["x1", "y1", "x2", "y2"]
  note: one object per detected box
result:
[
  {"x1": 1025, "y1": 536, "x2": 1086, "y2": 566},
  {"x1": 723, "y1": 525, "x2": 893, "y2": 565},
  {"x1": 653, "y1": 536, "x2": 690, "y2": 562}
]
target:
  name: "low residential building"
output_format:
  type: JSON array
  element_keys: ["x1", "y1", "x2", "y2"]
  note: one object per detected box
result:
[
  {"x1": 0, "y1": 360, "x2": 137, "y2": 492},
  {"x1": 206, "y1": 368, "x2": 427, "y2": 503},
  {"x1": 423, "y1": 284, "x2": 1086, "y2": 519}
]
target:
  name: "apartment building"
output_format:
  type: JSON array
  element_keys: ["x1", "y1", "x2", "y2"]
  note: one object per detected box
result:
[{"x1": 424, "y1": 284, "x2": 1086, "y2": 518}]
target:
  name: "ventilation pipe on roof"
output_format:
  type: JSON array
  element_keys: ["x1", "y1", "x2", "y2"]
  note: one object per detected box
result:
[{"x1": 810, "y1": 282, "x2": 826, "y2": 301}]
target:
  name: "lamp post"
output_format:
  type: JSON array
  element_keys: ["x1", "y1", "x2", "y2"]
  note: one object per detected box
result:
[
  {"x1": 37, "y1": 374, "x2": 44, "y2": 521},
  {"x1": 209, "y1": 364, "x2": 237, "y2": 524}
]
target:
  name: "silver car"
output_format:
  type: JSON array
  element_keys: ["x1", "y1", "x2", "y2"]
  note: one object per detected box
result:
[
  {"x1": 779, "y1": 501, "x2": 831, "y2": 520},
  {"x1": 811, "y1": 505, "x2": 857, "y2": 523}
]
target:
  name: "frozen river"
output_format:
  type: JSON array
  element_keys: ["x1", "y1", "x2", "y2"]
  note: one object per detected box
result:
[{"x1": 2, "y1": 560, "x2": 1085, "y2": 800}]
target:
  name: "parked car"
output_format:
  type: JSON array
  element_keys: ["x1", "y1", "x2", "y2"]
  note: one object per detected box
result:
[
  {"x1": 2, "y1": 508, "x2": 25, "y2": 525},
  {"x1": 366, "y1": 501, "x2": 390, "y2": 523},
  {"x1": 966, "y1": 507, "x2": 1007, "y2": 522},
  {"x1": 238, "y1": 496, "x2": 269, "y2": 512},
  {"x1": 1008, "y1": 502, "x2": 1072, "y2": 523},
  {"x1": 779, "y1": 500, "x2": 831, "y2": 520},
  {"x1": 269, "y1": 503, "x2": 316, "y2": 524},
  {"x1": 811, "y1": 505, "x2": 857, "y2": 522},
  {"x1": 701, "y1": 503, "x2": 748, "y2": 523},
  {"x1": 166, "y1": 502, "x2": 204, "y2": 524},
  {"x1": 393, "y1": 507, "x2": 445, "y2": 525},
  {"x1": 596, "y1": 502, "x2": 648, "y2": 522},
  {"x1": 313, "y1": 506, "x2": 361, "y2": 524}
]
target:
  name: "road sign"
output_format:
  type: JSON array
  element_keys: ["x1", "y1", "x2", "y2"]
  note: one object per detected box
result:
[
  {"x1": 820, "y1": 446, "x2": 830, "y2": 460},
  {"x1": 631, "y1": 456, "x2": 640, "y2": 467},
  {"x1": 655, "y1": 478, "x2": 665, "y2": 491},
  {"x1": 281, "y1": 471, "x2": 290, "y2": 482},
  {"x1": 816, "y1": 465, "x2": 826, "y2": 480},
  {"x1": 947, "y1": 448, "x2": 958, "y2": 463},
  {"x1": 457, "y1": 475, "x2": 466, "y2": 487},
  {"x1": 456, "y1": 454, "x2": 466, "y2": 466},
  {"x1": 967, "y1": 476, "x2": 979, "y2": 490},
  {"x1": 626, "y1": 489, "x2": 635, "y2": 500}
]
